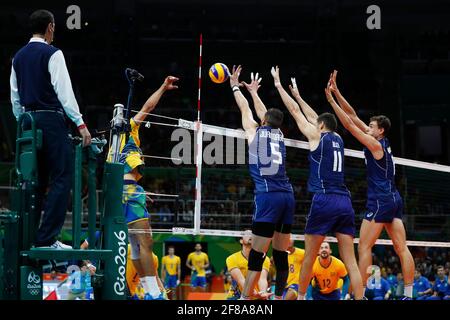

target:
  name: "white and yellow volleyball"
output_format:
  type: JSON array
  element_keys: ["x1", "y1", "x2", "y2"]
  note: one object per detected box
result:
[{"x1": 208, "y1": 63, "x2": 230, "y2": 84}]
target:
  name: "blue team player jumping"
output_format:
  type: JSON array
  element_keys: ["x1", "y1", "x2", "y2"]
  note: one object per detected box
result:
[
  {"x1": 326, "y1": 70, "x2": 415, "y2": 300},
  {"x1": 229, "y1": 66, "x2": 295, "y2": 300},
  {"x1": 271, "y1": 66, "x2": 364, "y2": 300}
]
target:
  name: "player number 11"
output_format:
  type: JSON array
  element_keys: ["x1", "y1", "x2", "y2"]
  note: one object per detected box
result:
[{"x1": 333, "y1": 150, "x2": 343, "y2": 172}]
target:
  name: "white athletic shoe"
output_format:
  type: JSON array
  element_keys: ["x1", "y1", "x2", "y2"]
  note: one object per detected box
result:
[
  {"x1": 50, "y1": 241, "x2": 72, "y2": 249},
  {"x1": 36, "y1": 240, "x2": 72, "y2": 249}
]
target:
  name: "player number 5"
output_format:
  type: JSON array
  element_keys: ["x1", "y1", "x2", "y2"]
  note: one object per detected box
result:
[{"x1": 270, "y1": 142, "x2": 282, "y2": 165}]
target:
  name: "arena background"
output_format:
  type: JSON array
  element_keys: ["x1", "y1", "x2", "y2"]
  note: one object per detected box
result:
[{"x1": 0, "y1": 0, "x2": 449, "y2": 300}]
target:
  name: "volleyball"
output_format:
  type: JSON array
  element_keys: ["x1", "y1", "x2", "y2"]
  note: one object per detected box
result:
[{"x1": 208, "y1": 62, "x2": 230, "y2": 83}]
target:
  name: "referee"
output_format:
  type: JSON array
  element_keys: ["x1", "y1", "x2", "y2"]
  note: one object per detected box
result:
[{"x1": 10, "y1": 9, "x2": 91, "y2": 249}]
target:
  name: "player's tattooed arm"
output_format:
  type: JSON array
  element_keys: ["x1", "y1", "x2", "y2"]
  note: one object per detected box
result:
[
  {"x1": 328, "y1": 70, "x2": 369, "y2": 133},
  {"x1": 288, "y1": 77, "x2": 318, "y2": 125},
  {"x1": 325, "y1": 82, "x2": 383, "y2": 159},
  {"x1": 271, "y1": 66, "x2": 320, "y2": 143},
  {"x1": 230, "y1": 65, "x2": 258, "y2": 142}
]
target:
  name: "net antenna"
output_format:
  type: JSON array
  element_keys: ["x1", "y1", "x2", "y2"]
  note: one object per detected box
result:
[{"x1": 108, "y1": 68, "x2": 144, "y2": 163}]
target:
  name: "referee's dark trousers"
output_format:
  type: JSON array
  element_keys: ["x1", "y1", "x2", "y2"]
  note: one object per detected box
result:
[{"x1": 23, "y1": 111, "x2": 72, "y2": 246}]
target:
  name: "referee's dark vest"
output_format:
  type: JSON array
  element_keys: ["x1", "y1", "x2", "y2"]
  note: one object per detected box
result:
[{"x1": 13, "y1": 41, "x2": 63, "y2": 111}]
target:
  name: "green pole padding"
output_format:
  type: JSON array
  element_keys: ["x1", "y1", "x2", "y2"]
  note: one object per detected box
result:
[
  {"x1": 72, "y1": 143, "x2": 82, "y2": 249},
  {"x1": 100, "y1": 162, "x2": 128, "y2": 300}
]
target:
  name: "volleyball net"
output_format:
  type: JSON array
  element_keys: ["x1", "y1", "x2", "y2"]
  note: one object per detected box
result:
[{"x1": 150, "y1": 118, "x2": 450, "y2": 248}]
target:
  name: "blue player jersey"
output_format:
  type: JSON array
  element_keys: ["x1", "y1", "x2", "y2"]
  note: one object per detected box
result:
[
  {"x1": 248, "y1": 126, "x2": 293, "y2": 194},
  {"x1": 364, "y1": 138, "x2": 398, "y2": 202},
  {"x1": 308, "y1": 132, "x2": 350, "y2": 196}
]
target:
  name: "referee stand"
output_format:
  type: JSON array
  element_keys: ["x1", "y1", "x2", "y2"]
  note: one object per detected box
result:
[{"x1": 0, "y1": 112, "x2": 128, "y2": 300}]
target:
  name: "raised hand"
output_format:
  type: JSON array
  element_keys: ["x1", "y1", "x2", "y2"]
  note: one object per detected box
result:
[
  {"x1": 289, "y1": 77, "x2": 301, "y2": 99},
  {"x1": 162, "y1": 76, "x2": 179, "y2": 90},
  {"x1": 325, "y1": 80, "x2": 336, "y2": 104},
  {"x1": 328, "y1": 70, "x2": 338, "y2": 93},
  {"x1": 241, "y1": 72, "x2": 262, "y2": 93},
  {"x1": 230, "y1": 65, "x2": 243, "y2": 88},
  {"x1": 270, "y1": 66, "x2": 281, "y2": 87}
]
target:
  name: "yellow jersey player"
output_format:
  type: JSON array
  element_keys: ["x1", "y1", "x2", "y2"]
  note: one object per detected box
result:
[
  {"x1": 126, "y1": 244, "x2": 164, "y2": 299},
  {"x1": 110, "y1": 75, "x2": 179, "y2": 300},
  {"x1": 161, "y1": 246, "x2": 181, "y2": 299},
  {"x1": 283, "y1": 239, "x2": 305, "y2": 300},
  {"x1": 307, "y1": 242, "x2": 350, "y2": 300},
  {"x1": 226, "y1": 231, "x2": 271, "y2": 300},
  {"x1": 186, "y1": 243, "x2": 209, "y2": 292}
]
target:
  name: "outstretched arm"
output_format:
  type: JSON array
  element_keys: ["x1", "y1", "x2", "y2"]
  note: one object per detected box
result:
[
  {"x1": 230, "y1": 65, "x2": 258, "y2": 141},
  {"x1": 325, "y1": 81, "x2": 383, "y2": 159},
  {"x1": 133, "y1": 76, "x2": 179, "y2": 123},
  {"x1": 271, "y1": 66, "x2": 319, "y2": 142},
  {"x1": 288, "y1": 77, "x2": 318, "y2": 124},
  {"x1": 241, "y1": 72, "x2": 267, "y2": 122},
  {"x1": 329, "y1": 70, "x2": 369, "y2": 132}
]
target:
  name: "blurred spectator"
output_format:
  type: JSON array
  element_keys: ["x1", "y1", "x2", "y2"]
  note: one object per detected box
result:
[
  {"x1": 427, "y1": 266, "x2": 449, "y2": 300},
  {"x1": 414, "y1": 269, "x2": 432, "y2": 300},
  {"x1": 366, "y1": 277, "x2": 392, "y2": 300},
  {"x1": 395, "y1": 273, "x2": 405, "y2": 298},
  {"x1": 385, "y1": 267, "x2": 398, "y2": 291}
]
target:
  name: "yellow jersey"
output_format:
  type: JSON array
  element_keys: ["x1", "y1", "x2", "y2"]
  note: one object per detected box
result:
[
  {"x1": 107, "y1": 118, "x2": 145, "y2": 180},
  {"x1": 187, "y1": 252, "x2": 209, "y2": 277},
  {"x1": 311, "y1": 256, "x2": 347, "y2": 294},
  {"x1": 286, "y1": 248, "x2": 305, "y2": 287},
  {"x1": 161, "y1": 255, "x2": 181, "y2": 276},
  {"x1": 225, "y1": 251, "x2": 271, "y2": 299},
  {"x1": 126, "y1": 244, "x2": 159, "y2": 295}
]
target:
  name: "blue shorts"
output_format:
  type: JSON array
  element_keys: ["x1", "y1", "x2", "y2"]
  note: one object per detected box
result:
[
  {"x1": 312, "y1": 289, "x2": 341, "y2": 300},
  {"x1": 191, "y1": 275, "x2": 207, "y2": 288},
  {"x1": 165, "y1": 275, "x2": 178, "y2": 288},
  {"x1": 253, "y1": 192, "x2": 295, "y2": 225},
  {"x1": 364, "y1": 192, "x2": 403, "y2": 223},
  {"x1": 305, "y1": 193, "x2": 355, "y2": 236},
  {"x1": 283, "y1": 284, "x2": 299, "y2": 299}
]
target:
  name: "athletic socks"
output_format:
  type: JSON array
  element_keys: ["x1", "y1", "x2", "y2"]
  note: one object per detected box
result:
[
  {"x1": 297, "y1": 292, "x2": 305, "y2": 300},
  {"x1": 142, "y1": 276, "x2": 161, "y2": 298},
  {"x1": 404, "y1": 284, "x2": 413, "y2": 298}
]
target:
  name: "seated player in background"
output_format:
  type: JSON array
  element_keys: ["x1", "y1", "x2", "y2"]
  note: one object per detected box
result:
[
  {"x1": 126, "y1": 244, "x2": 165, "y2": 300},
  {"x1": 161, "y1": 246, "x2": 181, "y2": 300},
  {"x1": 427, "y1": 266, "x2": 450, "y2": 300},
  {"x1": 414, "y1": 268, "x2": 432, "y2": 300},
  {"x1": 365, "y1": 272, "x2": 392, "y2": 300},
  {"x1": 66, "y1": 262, "x2": 93, "y2": 300},
  {"x1": 186, "y1": 243, "x2": 210, "y2": 292},
  {"x1": 282, "y1": 238, "x2": 305, "y2": 300},
  {"x1": 225, "y1": 230, "x2": 271, "y2": 300},
  {"x1": 307, "y1": 242, "x2": 350, "y2": 300}
]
